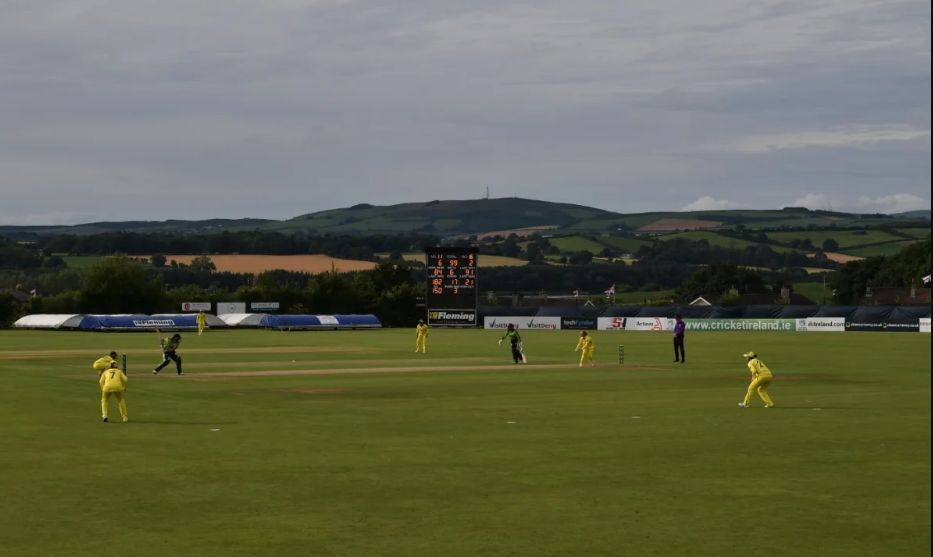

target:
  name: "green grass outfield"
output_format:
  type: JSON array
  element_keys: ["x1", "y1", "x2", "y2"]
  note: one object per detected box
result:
[{"x1": 0, "y1": 328, "x2": 929, "y2": 557}]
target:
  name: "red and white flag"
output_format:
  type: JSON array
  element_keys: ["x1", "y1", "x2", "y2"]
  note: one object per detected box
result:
[{"x1": 605, "y1": 284, "x2": 615, "y2": 296}]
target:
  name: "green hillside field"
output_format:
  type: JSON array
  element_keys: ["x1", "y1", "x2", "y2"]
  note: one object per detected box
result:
[
  {"x1": 0, "y1": 328, "x2": 929, "y2": 556},
  {"x1": 895, "y1": 228, "x2": 932, "y2": 239},
  {"x1": 659, "y1": 231, "x2": 801, "y2": 254},
  {"x1": 390, "y1": 252, "x2": 528, "y2": 267},
  {"x1": 545, "y1": 235, "x2": 608, "y2": 253},
  {"x1": 843, "y1": 241, "x2": 923, "y2": 258},
  {"x1": 766, "y1": 229, "x2": 906, "y2": 249}
]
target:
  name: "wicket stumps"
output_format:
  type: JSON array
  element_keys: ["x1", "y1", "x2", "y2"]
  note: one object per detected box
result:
[
  {"x1": 618, "y1": 345, "x2": 624, "y2": 365},
  {"x1": 122, "y1": 353, "x2": 127, "y2": 374}
]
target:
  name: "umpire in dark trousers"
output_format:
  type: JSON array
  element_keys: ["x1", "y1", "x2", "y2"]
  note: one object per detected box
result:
[{"x1": 673, "y1": 314, "x2": 686, "y2": 363}]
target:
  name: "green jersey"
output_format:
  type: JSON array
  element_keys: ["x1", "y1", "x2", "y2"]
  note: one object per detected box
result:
[
  {"x1": 161, "y1": 337, "x2": 180, "y2": 352},
  {"x1": 500, "y1": 329, "x2": 522, "y2": 344}
]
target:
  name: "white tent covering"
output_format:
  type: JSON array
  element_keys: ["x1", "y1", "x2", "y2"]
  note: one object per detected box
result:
[
  {"x1": 218, "y1": 313, "x2": 266, "y2": 327},
  {"x1": 13, "y1": 314, "x2": 84, "y2": 328}
]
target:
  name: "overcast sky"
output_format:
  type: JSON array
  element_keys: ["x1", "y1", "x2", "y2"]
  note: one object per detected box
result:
[{"x1": 1, "y1": 0, "x2": 930, "y2": 225}]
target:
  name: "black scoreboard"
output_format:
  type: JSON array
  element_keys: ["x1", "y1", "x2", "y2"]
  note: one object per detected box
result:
[{"x1": 425, "y1": 247, "x2": 478, "y2": 326}]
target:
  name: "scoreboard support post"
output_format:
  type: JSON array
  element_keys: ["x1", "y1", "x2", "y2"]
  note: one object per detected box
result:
[{"x1": 425, "y1": 247, "x2": 479, "y2": 327}]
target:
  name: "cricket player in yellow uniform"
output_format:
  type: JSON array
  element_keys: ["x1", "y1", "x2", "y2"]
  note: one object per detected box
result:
[
  {"x1": 92, "y1": 351, "x2": 119, "y2": 376},
  {"x1": 739, "y1": 351, "x2": 775, "y2": 408},
  {"x1": 574, "y1": 331, "x2": 595, "y2": 367},
  {"x1": 196, "y1": 310, "x2": 207, "y2": 336},
  {"x1": 99, "y1": 362, "x2": 128, "y2": 422},
  {"x1": 415, "y1": 320, "x2": 429, "y2": 353}
]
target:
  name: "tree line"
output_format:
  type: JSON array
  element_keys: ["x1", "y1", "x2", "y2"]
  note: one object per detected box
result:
[
  {"x1": 829, "y1": 238, "x2": 931, "y2": 304},
  {"x1": 1, "y1": 256, "x2": 423, "y2": 327},
  {"x1": 37, "y1": 230, "x2": 441, "y2": 260},
  {"x1": 1, "y1": 233, "x2": 928, "y2": 326}
]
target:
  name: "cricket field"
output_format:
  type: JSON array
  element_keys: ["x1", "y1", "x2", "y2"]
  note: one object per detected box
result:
[{"x1": 0, "y1": 328, "x2": 929, "y2": 556}]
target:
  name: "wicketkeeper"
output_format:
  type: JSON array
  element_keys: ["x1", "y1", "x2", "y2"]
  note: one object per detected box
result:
[{"x1": 92, "y1": 351, "x2": 119, "y2": 377}]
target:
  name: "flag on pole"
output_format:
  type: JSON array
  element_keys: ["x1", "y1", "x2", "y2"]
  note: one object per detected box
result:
[
  {"x1": 29, "y1": 288, "x2": 37, "y2": 296},
  {"x1": 605, "y1": 284, "x2": 615, "y2": 296},
  {"x1": 923, "y1": 274, "x2": 931, "y2": 285},
  {"x1": 573, "y1": 289, "x2": 580, "y2": 297}
]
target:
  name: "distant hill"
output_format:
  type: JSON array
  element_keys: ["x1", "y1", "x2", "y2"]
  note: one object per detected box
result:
[
  {"x1": 244, "y1": 200, "x2": 932, "y2": 235},
  {"x1": 0, "y1": 218, "x2": 274, "y2": 239},
  {"x1": 268, "y1": 198, "x2": 618, "y2": 235},
  {"x1": 891, "y1": 210, "x2": 931, "y2": 220},
  {"x1": 0, "y1": 198, "x2": 928, "y2": 238}
]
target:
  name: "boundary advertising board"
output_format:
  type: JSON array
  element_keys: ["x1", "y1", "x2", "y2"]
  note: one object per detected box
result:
[
  {"x1": 429, "y1": 310, "x2": 477, "y2": 326},
  {"x1": 484, "y1": 316, "x2": 561, "y2": 330},
  {"x1": 560, "y1": 317, "x2": 597, "y2": 330},
  {"x1": 596, "y1": 317, "x2": 670, "y2": 331},
  {"x1": 687, "y1": 319, "x2": 796, "y2": 332},
  {"x1": 597, "y1": 317, "x2": 798, "y2": 331},
  {"x1": 597, "y1": 317, "x2": 628, "y2": 331},
  {"x1": 216, "y1": 302, "x2": 247, "y2": 315},
  {"x1": 797, "y1": 317, "x2": 845, "y2": 332}
]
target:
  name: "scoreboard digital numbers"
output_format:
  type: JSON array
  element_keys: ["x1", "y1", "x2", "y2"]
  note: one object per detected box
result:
[{"x1": 425, "y1": 247, "x2": 478, "y2": 327}]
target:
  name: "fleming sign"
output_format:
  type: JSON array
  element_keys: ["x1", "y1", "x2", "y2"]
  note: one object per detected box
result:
[{"x1": 428, "y1": 310, "x2": 477, "y2": 326}]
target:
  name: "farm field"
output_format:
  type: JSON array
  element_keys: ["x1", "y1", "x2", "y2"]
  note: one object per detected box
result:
[
  {"x1": 843, "y1": 241, "x2": 921, "y2": 258},
  {"x1": 792, "y1": 281, "x2": 830, "y2": 304},
  {"x1": 472, "y1": 226, "x2": 559, "y2": 240},
  {"x1": 0, "y1": 328, "x2": 929, "y2": 556},
  {"x1": 59, "y1": 254, "x2": 379, "y2": 274},
  {"x1": 896, "y1": 228, "x2": 932, "y2": 239},
  {"x1": 394, "y1": 252, "x2": 529, "y2": 267},
  {"x1": 766, "y1": 229, "x2": 907, "y2": 250},
  {"x1": 545, "y1": 235, "x2": 607, "y2": 253},
  {"x1": 611, "y1": 288, "x2": 677, "y2": 304},
  {"x1": 59, "y1": 255, "x2": 106, "y2": 269},
  {"x1": 539, "y1": 234, "x2": 653, "y2": 256},
  {"x1": 820, "y1": 251, "x2": 865, "y2": 264},
  {"x1": 163, "y1": 255, "x2": 378, "y2": 274},
  {"x1": 660, "y1": 231, "x2": 801, "y2": 253},
  {"x1": 594, "y1": 235, "x2": 654, "y2": 253}
]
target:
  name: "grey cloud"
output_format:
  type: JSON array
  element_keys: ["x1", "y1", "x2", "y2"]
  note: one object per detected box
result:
[{"x1": 0, "y1": 0, "x2": 929, "y2": 223}]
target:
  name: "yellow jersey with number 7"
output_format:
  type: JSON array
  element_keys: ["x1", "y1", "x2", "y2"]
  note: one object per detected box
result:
[{"x1": 99, "y1": 368, "x2": 128, "y2": 393}]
